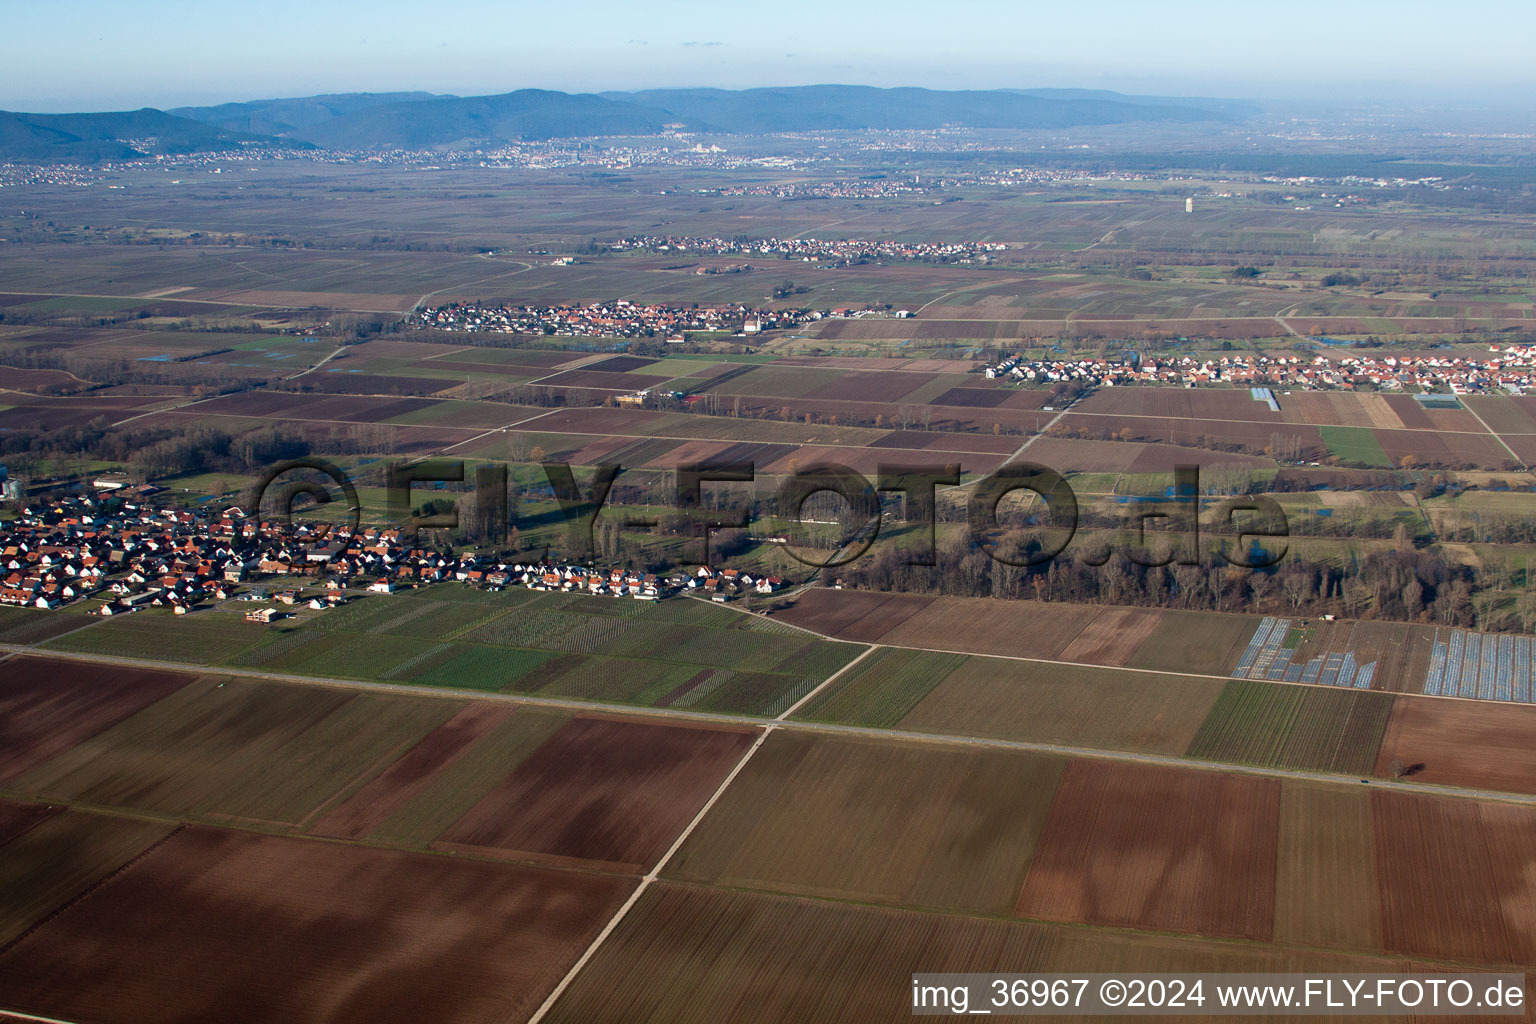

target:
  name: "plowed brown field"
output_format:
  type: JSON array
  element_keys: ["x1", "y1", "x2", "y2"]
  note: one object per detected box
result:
[
  {"x1": 438, "y1": 714, "x2": 758, "y2": 872},
  {"x1": 1374, "y1": 697, "x2": 1536, "y2": 795},
  {"x1": 0, "y1": 827, "x2": 634, "y2": 1024},
  {"x1": 1016, "y1": 760, "x2": 1280, "y2": 940},
  {"x1": 308, "y1": 702, "x2": 518, "y2": 840},
  {"x1": 1372, "y1": 790, "x2": 1536, "y2": 965},
  {"x1": 0, "y1": 656, "x2": 192, "y2": 782}
]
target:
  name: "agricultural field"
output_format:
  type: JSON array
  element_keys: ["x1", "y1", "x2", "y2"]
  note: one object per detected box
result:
[
  {"x1": 1273, "y1": 784, "x2": 1381, "y2": 953},
  {"x1": 784, "y1": 592, "x2": 1101, "y2": 660},
  {"x1": 0, "y1": 606, "x2": 99, "y2": 645},
  {"x1": 1184, "y1": 680, "x2": 1395, "y2": 775},
  {"x1": 894, "y1": 657, "x2": 1224, "y2": 755},
  {"x1": 1318, "y1": 425, "x2": 1393, "y2": 468},
  {"x1": 1229, "y1": 614, "x2": 1536, "y2": 700},
  {"x1": 437, "y1": 714, "x2": 758, "y2": 872},
  {"x1": 307, "y1": 701, "x2": 521, "y2": 841},
  {"x1": 0, "y1": 827, "x2": 636, "y2": 1024},
  {"x1": 769, "y1": 587, "x2": 935, "y2": 641},
  {"x1": 1, "y1": 640, "x2": 1534, "y2": 1019},
  {"x1": 1015, "y1": 760, "x2": 1282, "y2": 941},
  {"x1": 794, "y1": 647, "x2": 965, "y2": 727},
  {"x1": 774, "y1": 590, "x2": 1257, "y2": 677},
  {"x1": 1123, "y1": 609, "x2": 1262, "y2": 675},
  {"x1": 48, "y1": 589, "x2": 866, "y2": 717},
  {"x1": 2, "y1": 670, "x2": 462, "y2": 827},
  {"x1": 43, "y1": 609, "x2": 270, "y2": 664},
  {"x1": 0, "y1": 656, "x2": 194, "y2": 782},
  {"x1": 1373, "y1": 696, "x2": 1536, "y2": 795},
  {"x1": 790, "y1": 637, "x2": 1536, "y2": 792},
  {"x1": 0, "y1": 243, "x2": 518, "y2": 313},
  {"x1": 1371, "y1": 790, "x2": 1536, "y2": 965},
  {"x1": 666, "y1": 731, "x2": 1066, "y2": 915},
  {"x1": 541, "y1": 883, "x2": 1413, "y2": 1024},
  {"x1": 0, "y1": 808, "x2": 175, "y2": 947},
  {"x1": 0, "y1": 798, "x2": 58, "y2": 849},
  {"x1": 1056, "y1": 605, "x2": 1166, "y2": 665}
]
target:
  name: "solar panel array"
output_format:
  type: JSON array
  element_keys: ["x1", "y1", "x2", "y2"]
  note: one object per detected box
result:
[
  {"x1": 1424, "y1": 628, "x2": 1534, "y2": 702},
  {"x1": 1231, "y1": 616, "x2": 1376, "y2": 689},
  {"x1": 1234, "y1": 618, "x2": 1536, "y2": 703}
]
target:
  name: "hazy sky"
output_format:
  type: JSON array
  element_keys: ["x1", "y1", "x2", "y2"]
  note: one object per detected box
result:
[{"x1": 8, "y1": 0, "x2": 1536, "y2": 111}]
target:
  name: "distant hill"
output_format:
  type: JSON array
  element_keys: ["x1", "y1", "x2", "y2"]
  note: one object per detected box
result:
[
  {"x1": 169, "y1": 92, "x2": 444, "y2": 135},
  {"x1": 4, "y1": 85, "x2": 1248, "y2": 161},
  {"x1": 170, "y1": 85, "x2": 1243, "y2": 147},
  {"x1": 0, "y1": 108, "x2": 289, "y2": 162},
  {"x1": 290, "y1": 89, "x2": 675, "y2": 149}
]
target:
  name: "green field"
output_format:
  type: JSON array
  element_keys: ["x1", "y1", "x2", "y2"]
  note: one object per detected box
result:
[
  {"x1": 1184, "y1": 679, "x2": 1395, "y2": 775},
  {"x1": 0, "y1": 606, "x2": 94, "y2": 645},
  {"x1": 795, "y1": 648, "x2": 965, "y2": 727},
  {"x1": 1318, "y1": 425, "x2": 1393, "y2": 468},
  {"x1": 43, "y1": 610, "x2": 269, "y2": 664},
  {"x1": 43, "y1": 586, "x2": 865, "y2": 717}
]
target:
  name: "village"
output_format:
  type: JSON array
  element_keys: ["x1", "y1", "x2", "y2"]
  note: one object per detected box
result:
[
  {"x1": 0, "y1": 490, "x2": 782, "y2": 621},
  {"x1": 984, "y1": 344, "x2": 1536, "y2": 394},
  {"x1": 416, "y1": 299, "x2": 842, "y2": 339},
  {"x1": 609, "y1": 234, "x2": 1007, "y2": 266}
]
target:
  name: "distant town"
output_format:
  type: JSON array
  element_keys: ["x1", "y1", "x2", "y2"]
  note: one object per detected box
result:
[
  {"x1": 609, "y1": 234, "x2": 1007, "y2": 265},
  {"x1": 987, "y1": 345, "x2": 1536, "y2": 394},
  {"x1": 417, "y1": 300, "x2": 901, "y2": 339}
]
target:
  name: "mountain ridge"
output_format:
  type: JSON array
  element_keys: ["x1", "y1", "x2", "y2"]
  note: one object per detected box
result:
[
  {"x1": 0, "y1": 107, "x2": 289, "y2": 162},
  {"x1": 5, "y1": 85, "x2": 1250, "y2": 161}
]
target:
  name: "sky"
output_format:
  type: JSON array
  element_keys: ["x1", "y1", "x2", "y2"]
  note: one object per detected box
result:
[{"x1": 7, "y1": 0, "x2": 1536, "y2": 111}]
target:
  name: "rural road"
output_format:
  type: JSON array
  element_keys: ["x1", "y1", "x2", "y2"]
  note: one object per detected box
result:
[
  {"x1": 1003, "y1": 404, "x2": 1073, "y2": 466},
  {"x1": 1275, "y1": 303, "x2": 1306, "y2": 338},
  {"x1": 408, "y1": 258, "x2": 534, "y2": 313},
  {"x1": 281, "y1": 343, "x2": 345, "y2": 381},
  {"x1": 437, "y1": 407, "x2": 565, "y2": 454},
  {"x1": 108, "y1": 336, "x2": 350, "y2": 428},
  {"x1": 5, "y1": 613, "x2": 1531, "y2": 1024},
  {"x1": 8, "y1": 641, "x2": 1536, "y2": 808},
  {"x1": 1462, "y1": 397, "x2": 1528, "y2": 470}
]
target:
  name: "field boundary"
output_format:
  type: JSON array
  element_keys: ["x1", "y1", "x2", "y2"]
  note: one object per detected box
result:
[
  {"x1": 1462, "y1": 399, "x2": 1528, "y2": 470},
  {"x1": 0, "y1": 823, "x2": 184, "y2": 961},
  {"x1": 7, "y1": 646, "x2": 1536, "y2": 808},
  {"x1": 774, "y1": 644, "x2": 878, "y2": 720},
  {"x1": 525, "y1": 726, "x2": 775, "y2": 1024},
  {"x1": 0, "y1": 1009, "x2": 82, "y2": 1024}
]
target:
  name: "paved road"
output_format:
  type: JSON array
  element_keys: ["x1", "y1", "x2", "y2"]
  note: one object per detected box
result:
[
  {"x1": 9, "y1": 642, "x2": 1536, "y2": 807},
  {"x1": 408, "y1": 257, "x2": 533, "y2": 312},
  {"x1": 1462, "y1": 397, "x2": 1528, "y2": 470},
  {"x1": 1003, "y1": 404, "x2": 1072, "y2": 466}
]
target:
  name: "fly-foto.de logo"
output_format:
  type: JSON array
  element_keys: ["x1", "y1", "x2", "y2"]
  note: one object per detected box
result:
[{"x1": 249, "y1": 457, "x2": 1290, "y2": 571}]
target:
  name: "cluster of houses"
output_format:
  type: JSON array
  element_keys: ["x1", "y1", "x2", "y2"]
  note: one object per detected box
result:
[
  {"x1": 0, "y1": 493, "x2": 492, "y2": 615},
  {"x1": 517, "y1": 563, "x2": 783, "y2": 601},
  {"x1": 609, "y1": 234, "x2": 1006, "y2": 266},
  {"x1": 684, "y1": 566, "x2": 786, "y2": 602},
  {"x1": 0, "y1": 491, "x2": 789, "y2": 619},
  {"x1": 417, "y1": 300, "x2": 831, "y2": 340},
  {"x1": 983, "y1": 345, "x2": 1536, "y2": 394},
  {"x1": 711, "y1": 180, "x2": 929, "y2": 200}
]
